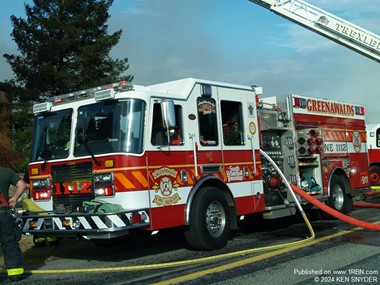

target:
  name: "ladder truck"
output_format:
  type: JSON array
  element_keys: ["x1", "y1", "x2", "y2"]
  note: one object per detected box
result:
[
  {"x1": 249, "y1": 0, "x2": 380, "y2": 190},
  {"x1": 249, "y1": 0, "x2": 380, "y2": 63}
]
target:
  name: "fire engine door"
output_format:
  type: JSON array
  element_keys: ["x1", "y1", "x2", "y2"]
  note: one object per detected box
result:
[{"x1": 196, "y1": 96, "x2": 223, "y2": 173}]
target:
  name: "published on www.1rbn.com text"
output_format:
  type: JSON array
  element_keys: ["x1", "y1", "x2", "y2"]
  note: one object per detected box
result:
[{"x1": 294, "y1": 268, "x2": 378, "y2": 283}]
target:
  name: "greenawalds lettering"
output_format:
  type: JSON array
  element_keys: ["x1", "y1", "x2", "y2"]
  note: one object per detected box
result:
[{"x1": 306, "y1": 99, "x2": 354, "y2": 116}]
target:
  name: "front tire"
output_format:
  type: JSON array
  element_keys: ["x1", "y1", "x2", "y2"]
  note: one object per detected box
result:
[{"x1": 184, "y1": 187, "x2": 231, "y2": 250}]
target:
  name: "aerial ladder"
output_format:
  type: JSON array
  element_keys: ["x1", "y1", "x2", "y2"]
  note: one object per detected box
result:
[
  {"x1": 249, "y1": 0, "x2": 380, "y2": 63},
  {"x1": 249, "y1": 0, "x2": 380, "y2": 193}
]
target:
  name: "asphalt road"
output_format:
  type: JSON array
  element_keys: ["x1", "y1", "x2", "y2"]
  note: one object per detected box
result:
[{"x1": 2, "y1": 197, "x2": 380, "y2": 285}]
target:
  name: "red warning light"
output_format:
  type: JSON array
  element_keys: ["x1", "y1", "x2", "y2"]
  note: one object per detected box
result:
[
  {"x1": 307, "y1": 146, "x2": 315, "y2": 154},
  {"x1": 307, "y1": 138, "x2": 315, "y2": 146}
]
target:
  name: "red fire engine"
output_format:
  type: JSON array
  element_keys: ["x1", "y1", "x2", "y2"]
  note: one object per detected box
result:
[
  {"x1": 367, "y1": 124, "x2": 380, "y2": 188},
  {"x1": 21, "y1": 78, "x2": 369, "y2": 250}
]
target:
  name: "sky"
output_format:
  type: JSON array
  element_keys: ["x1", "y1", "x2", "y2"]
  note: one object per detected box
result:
[{"x1": 0, "y1": 0, "x2": 379, "y2": 123}]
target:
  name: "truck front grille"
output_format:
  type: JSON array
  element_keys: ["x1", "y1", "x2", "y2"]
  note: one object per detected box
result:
[{"x1": 51, "y1": 162, "x2": 94, "y2": 213}]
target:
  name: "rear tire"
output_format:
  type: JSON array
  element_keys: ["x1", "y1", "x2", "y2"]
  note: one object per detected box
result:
[
  {"x1": 369, "y1": 165, "x2": 380, "y2": 186},
  {"x1": 326, "y1": 175, "x2": 352, "y2": 214},
  {"x1": 184, "y1": 187, "x2": 231, "y2": 250}
]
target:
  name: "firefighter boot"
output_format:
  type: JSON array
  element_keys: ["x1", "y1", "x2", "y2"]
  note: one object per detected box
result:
[
  {"x1": 7, "y1": 267, "x2": 25, "y2": 282},
  {"x1": 33, "y1": 236, "x2": 47, "y2": 247}
]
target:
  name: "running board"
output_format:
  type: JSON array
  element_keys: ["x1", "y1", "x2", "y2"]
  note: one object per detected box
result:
[{"x1": 263, "y1": 204, "x2": 297, "y2": 219}]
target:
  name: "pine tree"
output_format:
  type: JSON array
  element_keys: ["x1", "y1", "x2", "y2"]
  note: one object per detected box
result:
[
  {"x1": 2, "y1": 0, "x2": 132, "y2": 169},
  {"x1": 4, "y1": 0, "x2": 132, "y2": 99}
]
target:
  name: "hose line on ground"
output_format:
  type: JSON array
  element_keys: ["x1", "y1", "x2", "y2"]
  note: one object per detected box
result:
[
  {"x1": 353, "y1": 202, "x2": 380, "y2": 208},
  {"x1": 290, "y1": 184, "x2": 380, "y2": 231}
]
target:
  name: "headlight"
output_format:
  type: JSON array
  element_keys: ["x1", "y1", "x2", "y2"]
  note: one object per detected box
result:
[
  {"x1": 93, "y1": 173, "x2": 114, "y2": 183},
  {"x1": 93, "y1": 173, "x2": 115, "y2": 197},
  {"x1": 32, "y1": 179, "x2": 50, "y2": 188}
]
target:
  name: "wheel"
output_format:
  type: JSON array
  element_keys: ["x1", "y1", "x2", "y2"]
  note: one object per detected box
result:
[
  {"x1": 326, "y1": 175, "x2": 352, "y2": 214},
  {"x1": 184, "y1": 187, "x2": 231, "y2": 250},
  {"x1": 369, "y1": 165, "x2": 380, "y2": 186}
]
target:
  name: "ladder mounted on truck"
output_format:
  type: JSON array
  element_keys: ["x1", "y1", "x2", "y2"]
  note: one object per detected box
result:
[{"x1": 249, "y1": 0, "x2": 380, "y2": 63}]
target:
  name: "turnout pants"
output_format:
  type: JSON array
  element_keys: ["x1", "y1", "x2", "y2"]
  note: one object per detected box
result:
[{"x1": 0, "y1": 210, "x2": 24, "y2": 277}]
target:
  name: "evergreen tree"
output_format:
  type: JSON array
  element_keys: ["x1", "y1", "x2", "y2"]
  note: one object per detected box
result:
[{"x1": 2, "y1": 0, "x2": 132, "y2": 169}]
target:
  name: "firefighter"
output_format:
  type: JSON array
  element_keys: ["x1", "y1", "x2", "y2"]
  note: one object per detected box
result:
[{"x1": 0, "y1": 166, "x2": 27, "y2": 282}]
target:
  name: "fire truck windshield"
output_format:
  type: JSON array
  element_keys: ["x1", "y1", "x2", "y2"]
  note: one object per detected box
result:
[
  {"x1": 30, "y1": 109, "x2": 73, "y2": 162},
  {"x1": 74, "y1": 99, "x2": 145, "y2": 156},
  {"x1": 29, "y1": 99, "x2": 145, "y2": 163}
]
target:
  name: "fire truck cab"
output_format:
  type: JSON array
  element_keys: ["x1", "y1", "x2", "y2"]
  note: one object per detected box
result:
[{"x1": 23, "y1": 78, "x2": 370, "y2": 250}]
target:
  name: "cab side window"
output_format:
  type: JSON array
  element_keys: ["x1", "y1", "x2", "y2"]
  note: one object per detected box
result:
[
  {"x1": 221, "y1": 101, "x2": 244, "y2": 145},
  {"x1": 151, "y1": 103, "x2": 183, "y2": 146},
  {"x1": 197, "y1": 97, "x2": 218, "y2": 146}
]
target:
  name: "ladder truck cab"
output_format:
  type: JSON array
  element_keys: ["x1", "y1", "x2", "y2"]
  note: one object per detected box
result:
[
  {"x1": 22, "y1": 78, "x2": 370, "y2": 250},
  {"x1": 366, "y1": 124, "x2": 380, "y2": 189}
]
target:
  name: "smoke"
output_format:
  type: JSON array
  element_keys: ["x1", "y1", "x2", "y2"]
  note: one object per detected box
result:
[{"x1": 110, "y1": 0, "x2": 230, "y2": 85}]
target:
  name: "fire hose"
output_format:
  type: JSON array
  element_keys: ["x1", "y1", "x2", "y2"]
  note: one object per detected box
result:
[
  {"x1": 290, "y1": 184, "x2": 380, "y2": 230},
  {"x1": 260, "y1": 149, "x2": 380, "y2": 232},
  {"x1": 353, "y1": 202, "x2": 380, "y2": 208}
]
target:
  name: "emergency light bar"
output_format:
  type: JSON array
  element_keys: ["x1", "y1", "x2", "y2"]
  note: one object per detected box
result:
[
  {"x1": 33, "y1": 102, "x2": 52, "y2": 114},
  {"x1": 293, "y1": 97, "x2": 307, "y2": 108},
  {"x1": 201, "y1": 84, "x2": 212, "y2": 97},
  {"x1": 94, "y1": 89, "x2": 116, "y2": 101},
  {"x1": 355, "y1": 106, "x2": 365, "y2": 116},
  {"x1": 49, "y1": 81, "x2": 131, "y2": 103},
  {"x1": 32, "y1": 81, "x2": 132, "y2": 113}
]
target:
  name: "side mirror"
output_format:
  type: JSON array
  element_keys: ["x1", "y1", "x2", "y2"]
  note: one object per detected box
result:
[
  {"x1": 161, "y1": 100, "x2": 176, "y2": 131},
  {"x1": 40, "y1": 149, "x2": 52, "y2": 160}
]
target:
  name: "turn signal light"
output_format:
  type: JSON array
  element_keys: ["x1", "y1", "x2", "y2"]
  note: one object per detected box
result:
[
  {"x1": 94, "y1": 186, "x2": 114, "y2": 196},
  {"x1": 29, "y1": 220, "x2": 37, "y2": 230},
  {"x1": 62, "y1": 219, "x2": 71, "y2": 228},
  {"x1": 33, "y1": 190, "x2": 51, "y2": 200},
  {"x1": 132, "y1": 213, "x2": 142, "y2": 224}
]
